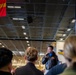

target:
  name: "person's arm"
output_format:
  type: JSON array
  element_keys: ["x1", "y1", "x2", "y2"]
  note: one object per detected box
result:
[
  {"x1": 46, "y1": 63, "x2": 67, "y2": 75},
  {"x1": 42, "y1": 53, "x2": 54, "y2": 64},
  {"x1": 46, "y1": 68, "x2": 54, "y2": 75},
  {"x1": 42, "y1": 55, "x2": 49, "y2": 64},
  {"x1": 46, "y1": 64, "x2": 57, "y2": 75}
]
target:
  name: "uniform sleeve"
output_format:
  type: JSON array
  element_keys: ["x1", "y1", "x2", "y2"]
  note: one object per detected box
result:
[{"x1": 42, "y1": 56, "x2": 48, "y2": 64}]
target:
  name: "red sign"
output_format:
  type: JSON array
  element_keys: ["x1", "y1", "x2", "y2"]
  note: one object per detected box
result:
[{"x1": 0, "y1": 0, "x2": 6, "y2": 17}]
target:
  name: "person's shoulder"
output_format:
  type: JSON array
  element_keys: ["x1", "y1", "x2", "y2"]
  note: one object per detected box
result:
[
  {"x1": 15, "y1": 65, "x2": 26, "y2": 72},
  {"x1": 36, "y1": 69, "x2": 44, "y2": 75},
  {"x1": 52, "y1": 51, "x2": 56, "y2": 55}
]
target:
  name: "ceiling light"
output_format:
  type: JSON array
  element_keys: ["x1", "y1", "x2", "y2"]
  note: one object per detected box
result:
[
  {"x1": 22, "y1": 26, "x2": 25, "y2": 29},
  {"x1": 7, "y1": 6, "x2": 21, "y2": 8},
  {"x1": 12, "y1": 18, "x2": 24, "y2": 20},
  {"x1": 63, "y1": 34, "x2": 66, "y2": 37},
  {"x1": 27, "y1": 44, "x2": 30, "y2": 46},
  {"x1": 7, "y1": 6, "x2": 14, "y2": 8},
  {"x1": 0, "y1": 43, "x2": 2, "y2": 45},
  {"x1": 25, "y1": 37, "x2": 28, "y2": 39},
  {"x1": 13, "y1": 18, "x2": 18, "y2": 20},
  {"x1": 15, "y1": 6, "x2": 21, "y2": 8},
  {"x1": 2, "y1": 45, "x2": 5, "y2": 47},
  {"x1": 71, "y1": 19, "x2": 76, "y2": 23},
  {"x1": 26, "y1": 41, "x2": 29, "y2": 43},
  {"x1": 60, "y1": 38, "x2": 63, "y2": 41},
  {"x1": 18, "y1": 18, "x2": 24, "y2": 20},
  {"x1": 23, "y1": 32, "x2": 26, "y2": 35},
  {"x1": 67, "y1": 28, "x2": 71, "y2": 31}
]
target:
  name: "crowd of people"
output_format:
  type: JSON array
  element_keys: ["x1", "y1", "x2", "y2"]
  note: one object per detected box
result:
[{"x1": 0, "y1": 35, "x2": 76, "y2": 75}]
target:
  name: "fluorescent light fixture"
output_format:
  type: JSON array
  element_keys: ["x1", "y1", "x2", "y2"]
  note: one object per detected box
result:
[
  {"x1": 7, "y1": 6, "x2": 14, "y2": 8},
  {"x1": 7, "y1": 6, "x2": 21, "y2": 8},
  {"x1": 12, "y1": 18, "x2": 24, "y2": 20},
  {"x1": 15, "y1": 6, "x2": 21, "y2": 8},
  {"x1": 22, "y1": 26, "x2": 25, "y2": 29},
  {"x1": 63, "y1": 34, "x2": 66, "y2": 37},
  {"x1": 25, "y1": 37, "x2": 28, "y2": 39},
  {"x1": 60, "y1": 38, "x2": 63, "y2": 41},
  {"x1": 71, "y1": 19, "x2": 76, "y2": 23},
  {"x1": 2, "y1": 45, "x2": 5, "y2": 47},
  {"x1": 18, "y1": 18, "x2": 24, "y2": 20},
  {"x1": 23, "y1": 32, "x2": 26, "y2": 35},
  {"x1": 13, "y1": 18, "x2": 19, "y2": 20},
  {"x1": 67, "y1": 28, "x2": 71, "y2": 31},
  {"x1": 0, "y1": 43, "x2": 2, "y2": 45},
  {"x1": 27, "y1": 44, "x2": 30, "y2": 46},
  {"x1": 26, "y1": 41, "x2": 29, "y2": 43}
]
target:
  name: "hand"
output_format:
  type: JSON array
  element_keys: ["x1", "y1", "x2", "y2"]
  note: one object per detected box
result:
[
  {"x1": 45, "y1": 55, "x2": 49, "y2": 58},
  {"x1": 45, "y1": 53, "x2": 49, "y2": 58},
  {"x1": 45, "y1": 52, "x2": 49, "y2": 55},
  {"x1": 51, "y1": 57, "x2": 55, "y2": 59}
]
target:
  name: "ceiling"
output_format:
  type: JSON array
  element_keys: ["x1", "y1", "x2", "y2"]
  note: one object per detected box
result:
[{"x1": 0, "y1": 0, "x2": 75, "y2": 59}]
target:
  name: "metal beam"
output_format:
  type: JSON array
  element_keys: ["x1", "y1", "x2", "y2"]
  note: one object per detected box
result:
[
  {"x1": 0, "y1": 38, "x2": 56, "y2": 42},
  {"x1": 7, "y1": 13, "x2": 74, "y2": 18},
  {"x1": 7, "y1": 2, "x2": 75, "y2": 6},
  {"x1": 0, "y1": 25, "x2": 73, "y2": 29}
]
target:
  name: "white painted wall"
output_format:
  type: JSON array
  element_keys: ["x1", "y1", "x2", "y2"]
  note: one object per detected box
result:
[{"x1": 56, "y1": 41, "x2": 66, "y2": 63}]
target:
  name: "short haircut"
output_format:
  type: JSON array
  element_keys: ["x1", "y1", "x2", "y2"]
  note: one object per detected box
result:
[
  {"x1": 48, "y1": 45, "x2": 54, "y2": 50},
  {"x1": 25, "y1": 47, "x2": 38, "y2": 62},
  {"x1": 0, "y1": 48, "x2": 13, "y2": 68},
  {"x1": 64, "y1": 36, "x2": 76, "y2": 61},
  {"x1": 64, "y1": 36, "x2": 76, "y2": 70}
]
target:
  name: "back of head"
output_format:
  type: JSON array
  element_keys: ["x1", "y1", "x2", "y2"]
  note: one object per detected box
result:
[
  {"x1": 0, "y1": 48, "x2": 13, "y2": 68},
  {"x1": 25, "y1": 47, "x2": 38, "y2": 62},
  {"x1": 64, "y1": 36, "x2": 76, "y2": 69}
]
